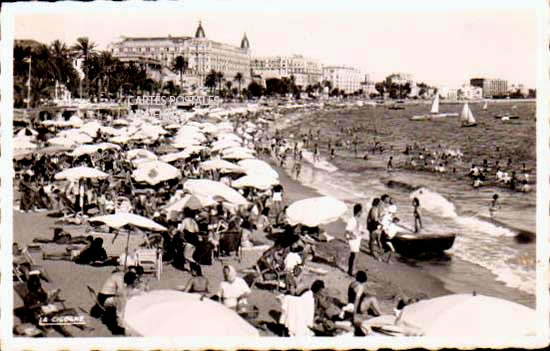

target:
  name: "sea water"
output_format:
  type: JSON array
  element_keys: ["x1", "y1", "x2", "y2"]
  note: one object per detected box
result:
[{"x1": 280, "y1": 152, "x2": 536, "y2": 307}]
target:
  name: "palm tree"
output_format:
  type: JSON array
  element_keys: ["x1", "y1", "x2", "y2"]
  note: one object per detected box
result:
[
  {"x1": 215, "y1": 71, "x2": 224, "y2": 95},
  {"x1": 171, "y1": 56, "x2": 188, "y2": 89},
  {"x1": 234, "y1": 72, "x2": 243, "y2": 97},
  {"x1": 71, "y1": 37, "x2": 97, "y2": 98},
  {"x1": 205, "y1": 70, "x2": 217, "y2": 94}
]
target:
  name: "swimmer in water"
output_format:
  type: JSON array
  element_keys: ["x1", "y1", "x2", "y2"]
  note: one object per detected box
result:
[{"x1": 489, "y1": 194, "x2": 500, "y2": 217}]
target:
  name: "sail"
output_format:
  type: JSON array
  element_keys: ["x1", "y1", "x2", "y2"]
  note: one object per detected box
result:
[
  {"x1": 461, "y1": 103, "x2": 476, "y2": 125},
  {"x1": 483, "y1": 101, "x2": 487, "y2": 110},
  {"x1": 430, "y1": 94, "x2": 440, "y2": 114}
]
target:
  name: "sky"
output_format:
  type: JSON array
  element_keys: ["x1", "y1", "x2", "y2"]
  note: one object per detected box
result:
[{"x1": 9, "y1": 0, "x2": 538, "y2": 89}]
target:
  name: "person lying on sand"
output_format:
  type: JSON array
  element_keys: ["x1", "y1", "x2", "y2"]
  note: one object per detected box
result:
[
  {"x1": 33, "y1": 228, "x2": 92, "y2": 245},
  {"x1": 43, "y1": 238, "x2": 112, "y2": 266}
]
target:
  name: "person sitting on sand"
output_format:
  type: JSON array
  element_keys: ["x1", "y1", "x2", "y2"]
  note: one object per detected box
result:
[
  {"x1": 469, "y1": 164, "x2": 480, "y2": 178},
  {"x1": 256, "y1": 207, "x2": 272, "y2": 234},
  {"x1": 311, "y1": 280, "x2": 348, "y2": 334},
  {"x1": 181, "y1": 262, "x2": 210, "y2": 294},
  {"x1": 341, "y1": 271, "x2": 382, "y2": 321},
  {"x1": 217, "y1": 265, "x2": 251, "y2": 310}
]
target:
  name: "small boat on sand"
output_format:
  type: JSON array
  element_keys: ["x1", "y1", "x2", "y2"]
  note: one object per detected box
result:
[
  {"x1": 410, "y1": 95, "x2": 458, "y2": 121},
  {"x1": 391, "y1": 232, "x2": 456, "y2": 257}
]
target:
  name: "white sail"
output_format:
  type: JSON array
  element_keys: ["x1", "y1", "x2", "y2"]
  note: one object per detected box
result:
[
  {"x1": 460, "y1": 103, "x2": 476, "y2": 125},
  {"x1": 483, "y1": 101, "x2": 488, "y2": 110},
  {"x1": 430, "y1": 94, "x2": 440, "y2": 114}
]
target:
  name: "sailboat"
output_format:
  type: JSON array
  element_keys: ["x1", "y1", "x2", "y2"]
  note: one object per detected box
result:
[
  {"x1": 460, "y1": 103, "x2": 477, "y2": 127},
  {"x1": 482, "y1": 101, "x2": 488, "y2": 110},
  {"x1": 410, "y1": 94, "x2": 459, "y2": 121}
]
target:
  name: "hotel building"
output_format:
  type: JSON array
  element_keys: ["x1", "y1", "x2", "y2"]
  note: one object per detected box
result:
[
  {"x1": 470, "y1": 78, "x2": 508, "y2": 98},
  {"x1": 322, "y1": 66, "x2": 363, "y2": 94},
  {"x1": 250, "y1": 55, "x2": 322, "y2": 88},
  {"x1": 109, "y1": 22, "x2": 251, "y2": 87}
]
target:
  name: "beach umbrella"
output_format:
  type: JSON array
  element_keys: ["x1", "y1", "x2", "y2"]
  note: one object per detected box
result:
[
  {"x1": 222, "y1": 151, "x2": 255, "y2": 160},
  {"x1": 16, "y1": 128, "x2": 38, "y2": 137},
  {"x1": 164, "y1": 194, "x2": 217, "y2": 213},
  {"x1": 113, "y1": 119, "x2": 130, "y2": 126},
  {"x1": 399, "y1": 293, "x2": 535, "y2": 337},
  {"x1": 232, "y1": 174, "x2": 279, "y2": 191},
  {"x1": 286, "y1": 196, "x2": 348, "y2": 227},
  {"x1": 200, "y1": 159, "x2": 245, "y2": 173},
  {"x1": 109, "y1": 135, "x2": 131, "y2": 144},
  {"x1": 126, "y1": 149, "x2": 158, "y2": 161},
  {"x1": 69, "y1": 143, "x2": 121, "y2": 157},
  {"x1": 217, "y1": 133, "x2": 243, "y2": 143},
  {"x1": 222, "y1": 146, "x2": 255, "y2": 156},
  {"x1": 132, "y1": 160, "x2": 180, "y2": 186},
  {"x1": 14, "y1": 136, "x2": 37, "y2": 150},
  {"x1": 184, "y1": 179, "x2": 248, "y2": 206},
  {"x1": 238, "y1": 159, "x2": 279, "y2": 179},
  {"x1": 90, "y1": 213, "x2": 167, "y2": 232},
  {"x1": 160, "y1": 146, "x2": 204, "y2": 162},
  {"x1": 54, "y1": 166, "x2": 109, "y2": 181},
  {"x1": 100, "y1": 126, "x2": 125, "y2": 136},
  {"x1": 79, "y1": 121, "x2": 103, "y2": 137},
  {"x1": 211, "y1": 139, "x2": 242, "y2": 152},
  {"x1": 123, "y1": 290, "x2": 259, "y2": 337}
]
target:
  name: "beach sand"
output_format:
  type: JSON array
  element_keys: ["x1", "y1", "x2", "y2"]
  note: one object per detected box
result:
[{"x1": 13, "y1": 155, "x2": 451, "y2": 337}]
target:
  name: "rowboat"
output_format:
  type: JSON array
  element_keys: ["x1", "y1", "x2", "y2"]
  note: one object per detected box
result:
[{"x1": 390, "y1": 232, "x2": 456, "y2": 257}]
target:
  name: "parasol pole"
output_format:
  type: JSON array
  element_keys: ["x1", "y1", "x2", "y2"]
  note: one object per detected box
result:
[{"x1": 124, "y1": 225, "x2": 131, "y2": 271}]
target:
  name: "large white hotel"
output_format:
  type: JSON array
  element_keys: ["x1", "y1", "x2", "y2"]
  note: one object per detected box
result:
[
  {"x1": 110, "y1": 21, "x2": 364, "y2": 94},
  {"x1": 109, "y1": 22, "x2": 252, "y2": 87}
]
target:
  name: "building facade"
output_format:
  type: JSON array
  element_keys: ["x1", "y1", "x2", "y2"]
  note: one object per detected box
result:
[
  {"x1": 385, "y1": 72, "x2": 414, "y2": 86},
  {"x1": 322, "y1": 66, "x2": 362, "y2": 94},
  {"x1": 458, "y1": 84, "x2": 483, "y2": 100},
  {"x1": 470, "y1": 78, "x2": 508, "y2": 98},
  {"x1": 109, "y1": 22, "x2": 251, "y2": 87},
  {"x1": 250, "y1": 55, "x2": 322, "y2": 88}
]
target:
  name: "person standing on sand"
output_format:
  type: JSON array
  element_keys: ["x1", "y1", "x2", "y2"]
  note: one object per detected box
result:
[
  {"x1": 387, "y1": 156, "x2": 394, "y2": 172},
  {"x1": 367, "y1": 198, "x2": 382, "y2": 259},
  {"x1": 489, "y1": 194, "x2": 500, "y2": 217},
  {"x1": 413, "y1": 197, "x2": 422, "y2": 233},
  {"x1": 346, "y1": 204, "x2": 364, "y2": 276}
]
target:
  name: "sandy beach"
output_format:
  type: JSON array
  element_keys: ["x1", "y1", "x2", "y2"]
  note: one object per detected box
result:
[{"x1": 13, "y1": 144, "x2": 452, "y2": 337}]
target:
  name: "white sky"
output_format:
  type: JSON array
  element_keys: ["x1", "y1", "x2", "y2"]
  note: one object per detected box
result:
[{"x1": 11, "y1": 0, "x2": 538, "y2": 88}]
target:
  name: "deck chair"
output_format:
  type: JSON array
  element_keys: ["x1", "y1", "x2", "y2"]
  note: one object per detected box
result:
[
  {"x1": 13, "y1": 246, "x2": 50, "y2": 283},
  {"x1": 135, "y1": 248, "x2": 162, "y2": 280},
  {"x1": 218, "y1": 231, "x2": 242, "y2": 263}
]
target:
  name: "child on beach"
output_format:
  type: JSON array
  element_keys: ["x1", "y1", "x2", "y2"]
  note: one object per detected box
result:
[
  {"x1": 413, "y1": 198, "x2": 422, "y2": 233},
  {"x1": 489, "y1": 194, "x2": 500, "y2": 217}
]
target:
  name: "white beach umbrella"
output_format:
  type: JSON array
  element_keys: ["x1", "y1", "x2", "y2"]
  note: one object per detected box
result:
[
  {"x1": 79, "y1": 121, "x2": 103, "y2": 137},
  {"x1": 400, "y1": 293, "x2": 535, "y2": 337},
  {"x1": 126, "y1": 149, "x2": 158, "y2": 161},
  {"x1": 211, "y1": 139, "x2": 242, "y2": 152},
  {"x1": 286, "y1": 196, "x2": 348, "y2": 227},
  {"x1": 132, "y1": 160, "x2": 180, "y2": 186},
  {"x1": 184, "y1": 179, "x2": 248, "y2": 206},
  {"x1": 123, "y1": 290, "x2": 259, "y2": 337},
  {"x1": 200, "y1": 159, "x2": 245, "y2": 173},
  {"x1": 90, "y1": 213, "x2": 167, "y2": 232},
  {"x1": 232, "y1": 174, "x2": 279, "y2": 190},
  {"x1": 238, "y1": 159, "x2": 279, "y2": 179},
  {"x1": 16, "y1": 128, "x2": 38, "y2": 137},
  {"x1": 14, "y1": 136, "x2": 37, "y2": 150},
  {"x1": 164, "y1": 194, "x2": 217, "y2": 213},
  {"x1": 69, "y1": 143, "x2": 121, "y2": 157},
  {"x1": 222, "y1": 146, "x2": 255, "y2": 156},
  {"x1": 54, "y1": 166, "x2": 109, "y2": 181},
  {"x1": 222, "y1": 151, "x2": 255, "y2": 160},
  {"x1": 113, "y1": 119, "x2": 130, "y2": 126}
]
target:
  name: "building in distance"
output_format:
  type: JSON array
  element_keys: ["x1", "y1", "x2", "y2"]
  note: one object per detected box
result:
[
  {"x1": 251, "y1": 54, "x2": 322, "y2": 89},
  {"x1": 109, "y1": 21, "x2": 251, "y2": 88},
  {"x1": 470, "y1": 77, "x2": 508, "y2": 98},
  {"x1": 322, "y1": 65, "x2": 363, "y2": 94}
]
